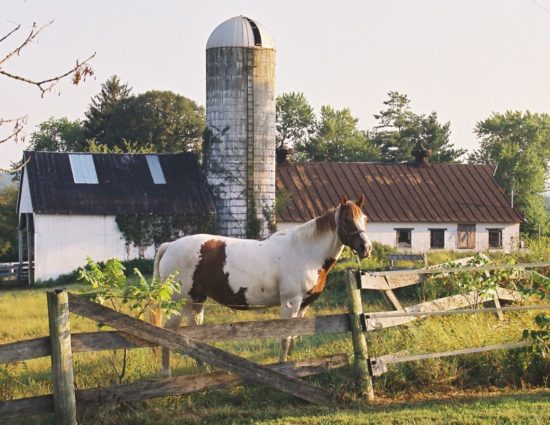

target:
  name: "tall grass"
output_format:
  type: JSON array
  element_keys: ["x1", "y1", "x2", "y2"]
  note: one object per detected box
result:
[{"x1": 1, "y1": 248, "x2": 549, "y2": 424}]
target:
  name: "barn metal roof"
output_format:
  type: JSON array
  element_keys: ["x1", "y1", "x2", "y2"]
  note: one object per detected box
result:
[
  {"x1": 276, "y1": 161, "x2": 523, "y2": 224},
  {"x1": 21, "y1": 151, "x2": 216, "y2": 216},
  {"x1": 206, "y1": 16, "x2": 276, "y2": 50}
]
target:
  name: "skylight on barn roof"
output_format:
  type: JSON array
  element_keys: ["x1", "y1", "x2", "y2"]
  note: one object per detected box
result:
[
  {"x1": 69, "y1": 154, "x2": 98, "y2": 184},
  {"x1": 146, "y1": 155, "x2": 166, "y2": 184}
]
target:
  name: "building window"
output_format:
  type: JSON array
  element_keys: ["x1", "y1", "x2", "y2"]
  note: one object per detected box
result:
[
  {"x1": 488, "y1": 229, "x2": 503, "y2": 249},
  {"x1": 69, "y1": 154, "x2": 98, "y2": 184},
  {"x1": 457, "y1": 224, "x2": 476, "y2": 249},
  {"x1": 146, "y1": 155, "x2": 167, "y2": 184},
  {"x1": 395, "y1": 228, "x2": 412, "y2": 249},
  {"x1": 430, "y1": 229, "x2": 445, "y2": 249}
]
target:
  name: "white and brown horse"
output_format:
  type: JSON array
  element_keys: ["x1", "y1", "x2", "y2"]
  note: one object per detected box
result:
[{"x1": 154, "y1": 196, "x2": 372, "y2": 376}]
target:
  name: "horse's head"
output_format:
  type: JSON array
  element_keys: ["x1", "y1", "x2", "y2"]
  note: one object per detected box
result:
[{"x1": 337, "y1": 195, "x2": 372, "y2": 258}]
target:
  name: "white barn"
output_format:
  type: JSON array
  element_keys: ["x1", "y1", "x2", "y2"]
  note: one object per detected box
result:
[
  {"x1": 17, "y1": 151, "x2": 215, "y2": 284},
  {"x1": 275, "y1": 150, "x2": 523, "y2": 253}
]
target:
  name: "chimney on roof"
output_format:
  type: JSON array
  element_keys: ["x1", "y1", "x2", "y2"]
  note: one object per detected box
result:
[
  {"x1": 276, "y1": 145, "x2": 293, "y2": 165},
  {"x1": 412, "y1": 142, "x2": 431, "y2": 167}
]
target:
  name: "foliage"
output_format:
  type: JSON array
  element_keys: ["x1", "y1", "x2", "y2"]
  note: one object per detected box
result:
[
  {"x1": 295, "y1": 105, "x2": 380, "y2": 162},
  {"x1": 519, "y1": 269, "x2": 550, "y2": 360},
  {"x1": 78, "y1": 257, "x2": 182, "y2": 383},
  {"x1": 84, "y1": 75, "x2": 132, "y2": 143},
  {"x1": 469, "y1": 111, "x2": 550, "y2": 236},
  {"x1": 85, "y1": 139, "x2": 156, "y2": 154},
  {"x1": 79, "y1": 257, "x2": 182, "y2": 318},
  {"x1": 25, "y1": 117, "x2": 87, "y2": 152},
  {"x1": 85, "y1": 82, "x2": 206, "y2": 154},
  {"x1": 115, "y1": 213, "x2": 216, "y2": 251},
  {"x1": 276, "y1": 92, "x2": 316, "y2": 150},
  {"x1": 371, "y1": 91, "x2": 465, "y2": 163},
  {"x1": 0, "y1": 183, "x2": 18, "y2": 261}
]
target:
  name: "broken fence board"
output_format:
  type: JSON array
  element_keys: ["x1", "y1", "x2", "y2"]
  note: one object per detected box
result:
[
  {"x1": 0, "y1": 314, "x2": 350, "y2": 364},
  {"x1": 77, "y1": 353, "x2": 348, "y2": 406},
  {"x1": 67, "y1": 293, "x2": 333, "y2": 405},
  {"x1": 0, "y1": 354, "x2": 348, "y2": 418}
]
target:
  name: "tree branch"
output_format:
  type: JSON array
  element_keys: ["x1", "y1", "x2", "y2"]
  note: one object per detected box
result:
[
  {"x1": 0, "y1": 24, "x2": 21, "y2": 44},
  {"x1": 0, "y1": 52, "x2": 96, "y2": 96}
]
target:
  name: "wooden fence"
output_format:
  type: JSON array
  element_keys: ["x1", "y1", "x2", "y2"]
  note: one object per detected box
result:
[
  {"x1": 0, "y1": 261, "x2": 30, "y2": 284},
  {"x1": 347, "y1": 261, "x2": 550, "y2": 394},
  {"x1": 0, "y1": 261, "x2": 549, "y2": 421}
]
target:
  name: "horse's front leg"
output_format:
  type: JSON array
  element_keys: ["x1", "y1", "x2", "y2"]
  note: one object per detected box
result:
[
  {"x1": 279, "y1": 296, "x2": 303, "y2": 363},
  {"x1": 287, "y1": 306, "x2": 309, "y2": 358}
]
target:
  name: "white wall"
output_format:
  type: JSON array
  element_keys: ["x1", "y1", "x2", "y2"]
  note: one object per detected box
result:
[
  {"x1": 33, "y1": 214, "x2": 155, "y2": 282},
  {"x1": 277, "y1": 221, "x2": 520, "y2": 253}
]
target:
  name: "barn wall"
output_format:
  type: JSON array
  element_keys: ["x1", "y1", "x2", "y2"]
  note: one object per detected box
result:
[
  {"x1": 277, "y1": 221, "x2": 520, "y2": 253},
  {"x1": 34, "y1": 214, "x2": 155, "y2": 282},
  {"x1": 19, "y1": 171, "x2": 33, "y2": 214}
]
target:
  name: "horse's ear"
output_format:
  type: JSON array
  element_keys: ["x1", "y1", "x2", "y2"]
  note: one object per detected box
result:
[
  {"x1": 340, "y1": 195, "x2": 348, "y2": 205},
  {"x1": 356, "y1": 194, "x2": 365, "y2": 208}
]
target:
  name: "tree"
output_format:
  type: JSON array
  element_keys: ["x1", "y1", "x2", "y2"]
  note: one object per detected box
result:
[
  {"x1": 295, "y1": 105, "x2": 380, "y2": 162},
  {"x1": 26, "y1": 117, "x2": 86, "y2": 152},
  {"x1": 84, "y1": 75, "x2": 132, "y2": 144},
  {"x1": 84, "y1": 87, "x2": 205, "y2": 154},
  {"x1": 0, "y1": 21, "x2": 94, "y2": 165},
  {"x1": 371, "y1": 91, "x2": 465, "y2": 163},
  {"x1": 276, "y1": 92, "x2": 316, "y2": 150},
  {"x1": 0, "y1": 183, "x2": 19, "y2": 261},
  {"x1": 469, "y1": 111, "x2": 550, "y2": 236}
]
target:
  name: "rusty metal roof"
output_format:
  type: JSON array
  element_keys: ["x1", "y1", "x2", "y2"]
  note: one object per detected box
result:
[
  {"x1": 21, "y1": 151, "x2": 215, "y2": 216},
  {"x1": 276, "y1": 162, "x2": 523, "y2": 224}
]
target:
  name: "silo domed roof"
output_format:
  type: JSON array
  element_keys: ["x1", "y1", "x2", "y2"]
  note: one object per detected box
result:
[{"x1": 206, "y1": 16, "x2": 275, "y2": 50}]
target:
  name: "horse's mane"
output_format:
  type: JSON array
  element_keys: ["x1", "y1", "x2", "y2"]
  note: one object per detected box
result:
[{"x1": 289, "y1": 208, "x2": 337, "y2": 240}]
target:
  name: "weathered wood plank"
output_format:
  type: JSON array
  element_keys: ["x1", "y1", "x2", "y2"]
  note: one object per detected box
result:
[
  {"x1": 366, "y1": 262, "x2": 550, "y2": 277},
  {"x1": 47, "y1": 290, "x2": 77, "y2": 425},
  {"x1": 370, "y1": 340, "x2": 532, "y2": 376},
  {"x1": 365, "y1": 290, "x2": 496, "y2": 330},
  {"x1": 360, "y1": 273, "x2": 423, "y2": 290},
  {"x1": 77, "y1": 353, "x2": 348, "y2": 405},
  {"x1": 0, "y1": 395, "x2": 53, "y2": 419},
  {"x1": 382, "y1": 288, "x2": 405, "y2": 311},
  {"x1": 0, "y1": 354, "x2": 347, "y2": 419},
  {"x1": 67, "y1": 293, "x2": 333, "y2": 405},
  {"x1": 0, "y1": 337, "x2": 50, "y2": 363},
  {"x1": 0, "y1": 314, "x2": 350, "y2": 364},
  {"x1": 345, "y1": 270, "x2": 374, "y2": 401}
]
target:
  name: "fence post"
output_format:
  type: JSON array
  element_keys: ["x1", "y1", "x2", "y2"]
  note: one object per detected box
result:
[
  {"x1": 47, "y1": 289, "x2": 77, "y2": 425},
  {"x1": 345, "y1": 269, "x2": 374, "y2": 401}
]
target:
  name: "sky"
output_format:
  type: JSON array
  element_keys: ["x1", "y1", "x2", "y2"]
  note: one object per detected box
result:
[{"x1": 2, "y1": 0, "x2": 550, "y2": 171}]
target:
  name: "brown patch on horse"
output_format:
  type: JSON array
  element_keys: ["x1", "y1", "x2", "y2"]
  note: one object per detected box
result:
[
  {"x1": 301, "y1": 258, "x2": 336, "y2": 309},
  {"x1": 315, "y1": 208, "x2": 336, "y2": 235},
  {"x1": 189, "y1": 239, "x2": 249, "y2": 310}
]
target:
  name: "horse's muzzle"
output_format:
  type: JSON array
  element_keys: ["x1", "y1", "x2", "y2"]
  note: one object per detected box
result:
[{"x1": 357, "y1": 242, "x2": 372, "y2": 259}]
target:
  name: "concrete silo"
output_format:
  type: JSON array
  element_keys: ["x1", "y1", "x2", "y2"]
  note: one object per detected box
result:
[{"x1": 205, "y1": 16, "x2": 276, "y2": 238}]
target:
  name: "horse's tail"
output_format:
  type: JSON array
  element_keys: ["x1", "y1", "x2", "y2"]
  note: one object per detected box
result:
[{"x1": 153, "y1": 242, "x2": 170, "y2": 280}]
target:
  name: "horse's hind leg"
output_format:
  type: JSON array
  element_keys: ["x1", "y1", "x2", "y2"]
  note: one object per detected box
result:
[
  {"x1": 279, "y1": 296, "x2": 302, "y2": 363},
  {"x1": 287, "y1": 306, "x2": 309, "y2": 358},
  {"x1": 161, "y1": 303, "x2": 186, "y2": 378}
]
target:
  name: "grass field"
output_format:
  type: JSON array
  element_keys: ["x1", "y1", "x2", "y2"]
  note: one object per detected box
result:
[{"x1": 1, "y1": 252, "x2": 549, "y2": 424}]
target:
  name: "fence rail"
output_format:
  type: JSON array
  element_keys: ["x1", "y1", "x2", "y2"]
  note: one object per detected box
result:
[
  {"x1": 0, "y1": 261, "x2": 31, "y2": 283},
  {"x1": 0, "y1": 261, "x2": 549, "y2": 420}
]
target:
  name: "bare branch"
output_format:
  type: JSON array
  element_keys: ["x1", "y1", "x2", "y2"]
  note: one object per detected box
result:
[
  {"x1": 0, "y1": 21, "x2": 53, "y2": 66},
  {"x1": 0, "y1": 24, "x2": 21, "y2": 44},
  {"x1": 0, "y1": 115, "x2": 27, "y2": 143},
  {"x1": 0, "y1": 52, "x2": 96, "y2": 96}
]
